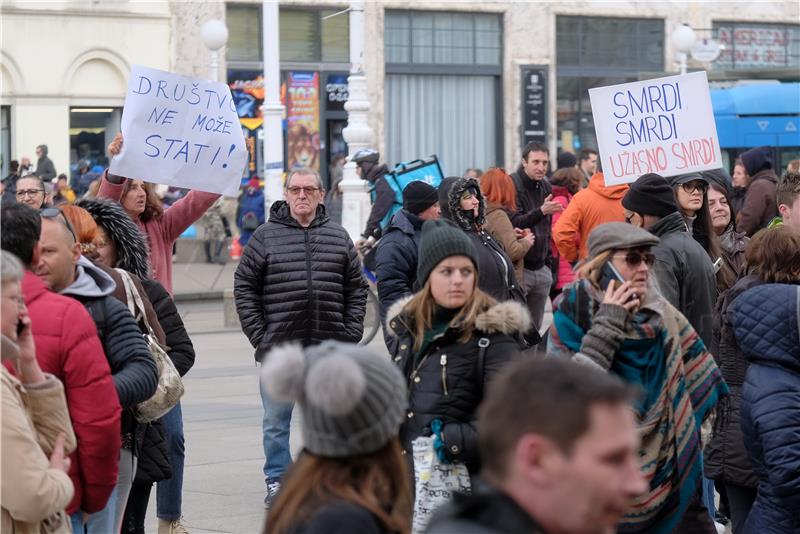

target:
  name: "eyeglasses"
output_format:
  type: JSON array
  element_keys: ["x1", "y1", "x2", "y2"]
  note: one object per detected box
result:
[
  {"x1": 680, "y1": 181, "x2": 708, "y2": 194},
  {"x1": 40, "y1": 207, "x2": 77, "y2": 242},
  {"x1": 286, "y1": 186, "x2": 320, "y2": 196},
  {"x1": 16, "y1": 189, "x2": 44, "y2": 198},
  {"x1": 624, "y1": 212, "x2": 636, "y2": 224},
  {"x1": 613, "y1": 251, "x2": 655, "y2": 268}
]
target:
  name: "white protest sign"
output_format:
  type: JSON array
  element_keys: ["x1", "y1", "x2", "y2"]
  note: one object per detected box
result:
[
  {"x1": 109, "y1": 65, "x2": 248, "y2": 196},
  {"x1": 589, "y1": 71, "x2": 722, "y2": 186}
]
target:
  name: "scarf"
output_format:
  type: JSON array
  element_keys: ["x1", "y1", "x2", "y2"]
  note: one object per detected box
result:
[{"x1": 549, "y1": 280, "x2": 727, "y2": 534}]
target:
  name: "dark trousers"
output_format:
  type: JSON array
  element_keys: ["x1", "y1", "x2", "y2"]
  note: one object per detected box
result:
[
  {"x1": 123, "y1": 482, "x2": 152, "y2": 534},
  {"x1": 672, "y1": 484, "x2": 716, "y2": 533},
  {"x1": 724, "y1": 483, "x2": 756, "y2": 534}
]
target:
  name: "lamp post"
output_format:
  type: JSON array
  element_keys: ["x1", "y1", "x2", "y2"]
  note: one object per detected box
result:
[
  {"x1": 672, "y1": 23, "x2": 697, "y2": 75},
  {"x1": 261, "y1": 1, "x2": 285, "y2": 210},
  {"x1": 200, "y1": 19, "x2": 229, "y2": 82},
  {"x1": 340, "y1": 0, "x2": 373, "y2": 241}
]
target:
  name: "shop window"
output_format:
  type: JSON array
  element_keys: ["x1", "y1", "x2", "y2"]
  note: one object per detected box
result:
[
  {"x1": 321, "y1": 9, "x2": 349, "y2": 62},
  {"x1": 281, "y1": 10, "x2": 319, "y2": 62},
  {"x1": 227, "y1": 4, "x2": 262, "y2": 62},
  {"x1": 69, "y1": 107, "x2": 121, "y2": 174},
  {"x1": 712, "y1": 21, "x2": 800, "y2": 70}
]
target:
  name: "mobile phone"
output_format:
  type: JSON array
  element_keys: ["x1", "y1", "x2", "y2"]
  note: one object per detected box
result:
[
  {"x1": 16, "y1": 319, "x2": 25, "y2": 336},
  {"x1": 599, "y1": 261, "x2": 626, "y2": 291},
  {"x1": 712, "y1": 256, "x2": 724, "y2": 274}
]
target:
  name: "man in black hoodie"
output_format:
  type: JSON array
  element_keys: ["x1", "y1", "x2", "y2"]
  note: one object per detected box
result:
[
  {"x1": 427, "y1": 358, "x2": 646, "y2": 534},
  {"x1": 510, "y1": 141, "x2": 564, "y2": 331}
]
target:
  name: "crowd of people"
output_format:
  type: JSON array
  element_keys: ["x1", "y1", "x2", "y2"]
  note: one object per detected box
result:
[{"x1": 2, "y1": 128, "x2": 799, "y2": 534}]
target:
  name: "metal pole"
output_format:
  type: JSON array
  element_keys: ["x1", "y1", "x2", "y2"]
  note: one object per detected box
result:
[
  {"x1": 262, "y1": 0, "x2": 285, "y2": 211},
  {"x1": 209, "y1": 49, "x2": 219, "y2": 83}
]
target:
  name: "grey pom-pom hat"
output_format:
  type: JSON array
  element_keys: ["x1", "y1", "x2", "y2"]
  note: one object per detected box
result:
[{"x1": 261, "y1": 341, "x2": 407, "y2": 457}]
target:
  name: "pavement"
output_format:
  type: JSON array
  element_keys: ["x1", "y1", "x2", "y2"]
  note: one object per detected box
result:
[{"x1": 171, "y1": 261, "x2": 239, "y2": 302}]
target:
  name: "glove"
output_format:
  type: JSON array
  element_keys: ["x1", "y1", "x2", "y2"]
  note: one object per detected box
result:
[{"x1": 430, "y1": 419, "x2": 452, "y2": 464}]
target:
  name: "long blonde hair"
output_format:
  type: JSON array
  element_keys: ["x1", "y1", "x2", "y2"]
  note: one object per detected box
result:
[
  {"x1": 575, "y1": 250, "x2": 613, "y2": 289},
  {"x1": 402, "y1": 276, "x2": 496, "y2": 352}
]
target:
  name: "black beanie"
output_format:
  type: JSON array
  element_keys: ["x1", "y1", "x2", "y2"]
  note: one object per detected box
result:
[
  {"x1": 402, "y1": 181, "x2": 439, "y2": 215},
  {"x1": 557, "y1": 151, "x2": 578, "y2": 170},
  {"x1": 739, "y1": 146, "x2": 773, "y2": 177},
  {"x1": 622, "y1": 173, "x2": 678, "y2": 218},
  {"x1": 416, "y1": 219, "x2": 479, "y2": 285}
]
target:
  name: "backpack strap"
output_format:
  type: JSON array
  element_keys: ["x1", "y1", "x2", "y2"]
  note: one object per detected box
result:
[{"x1": 115, "y1": 269, "x2": 157, "y2": 338}]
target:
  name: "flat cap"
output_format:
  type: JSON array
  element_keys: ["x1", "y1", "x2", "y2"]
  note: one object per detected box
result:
[{"x1": 587, "y1": 222, "x2": 660, "y2": 258}]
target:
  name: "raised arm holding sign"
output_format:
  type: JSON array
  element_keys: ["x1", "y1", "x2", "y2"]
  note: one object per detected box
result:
[{"x1": 589, "y1": 71, "x2": 722, "y2": 186}]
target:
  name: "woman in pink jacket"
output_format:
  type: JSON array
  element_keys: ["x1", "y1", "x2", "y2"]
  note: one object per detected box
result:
[
  {"x1": 100, "y1": 134, "x2": 220, "y2": 294},
  {"x1": 549, "y1": 167, "x2": 582, "y2": 300}
]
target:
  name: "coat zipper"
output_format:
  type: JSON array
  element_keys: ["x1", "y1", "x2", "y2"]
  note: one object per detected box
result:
[
  {"x1": 304, "y1": 228, "x2": 312, "y2": 344},
  {"x1": 440, "y1": 354, "x2": 448, "y2": 396}
]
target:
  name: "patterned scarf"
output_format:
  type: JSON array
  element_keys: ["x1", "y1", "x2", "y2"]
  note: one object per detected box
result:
[{"x1": 549, "y1": 280, "x2": 728, "y2": 533}]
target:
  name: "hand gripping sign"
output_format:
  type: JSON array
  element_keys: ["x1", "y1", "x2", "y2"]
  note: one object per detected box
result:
[
  {"x1": 110, "y1": 65, "x2": 248, "y2": 196},
  {"x1": 589, "y1": 71, "x2": 722, "y2": 186}
]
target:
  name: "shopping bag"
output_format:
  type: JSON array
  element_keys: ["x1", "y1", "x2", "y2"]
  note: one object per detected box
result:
[{"x1": 411, "y1": 434, "x2": 471, "y2": 534}]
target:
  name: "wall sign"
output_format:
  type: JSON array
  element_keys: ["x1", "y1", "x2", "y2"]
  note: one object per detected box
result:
[{"x1": 520, "y1": 65, "x2": 548, "y2": 146}]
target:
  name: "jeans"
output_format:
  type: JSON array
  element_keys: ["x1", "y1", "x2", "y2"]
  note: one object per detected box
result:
[
  {"x1": 156, "y1": 402, "x2": 185, "y2": 521},
  {"x1": 523, "y1": 266, "x2": 553, "y2": 333},
  {"x1": 71, "y1": 448, "x2": 136, "y2": 533},
  {"x1": 259, "y1": 373, "x2": 293, "y2": 483}
]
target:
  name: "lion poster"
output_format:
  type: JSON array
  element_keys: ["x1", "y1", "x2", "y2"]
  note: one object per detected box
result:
[{"x1": 286, "y1": 72, "x2": 321, "y2": 171}]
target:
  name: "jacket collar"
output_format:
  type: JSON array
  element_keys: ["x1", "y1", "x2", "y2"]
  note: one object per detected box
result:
[
  {"x1": 387, "y1": 209, "x2": 423, "y2": 237},
  {"x1": 648, "y1": 211, "x2": 687, "y2": 237},
  {"x1": 269, "y1": 201, "x2": 329, "y2": 228},
  {"x1": 432, "y1": 483, "x2": 547, "y2": 534}
]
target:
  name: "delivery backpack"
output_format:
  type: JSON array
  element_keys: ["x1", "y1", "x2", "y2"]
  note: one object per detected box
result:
[{"x1": 371, "y1": 155, "x2": 444, "y2": 231}]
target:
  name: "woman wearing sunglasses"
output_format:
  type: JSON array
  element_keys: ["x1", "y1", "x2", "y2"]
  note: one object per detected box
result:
[
  {"x1": 668, "y1": 173, "x2": 724, "y2": 265},
  {"x1": 548, "y1": 222, "x2": 727, "y2": 534}
]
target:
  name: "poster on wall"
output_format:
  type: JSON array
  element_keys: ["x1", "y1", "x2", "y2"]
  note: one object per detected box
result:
[
  {"x1": 520, "y1": 66, "x2": 548, "y2": 146},
  {"x1": 588, "y1": 71, "x2": 722, "y2": 186},
  {"x1": 110, "y1": 65, "x2": 248, "y2": 196},
  {"x1": 286, "y1": 72, "x2": 320, "y2": 171},
  {"x1": 228, "y1": 70, "x2": 265, "y2": 181}
]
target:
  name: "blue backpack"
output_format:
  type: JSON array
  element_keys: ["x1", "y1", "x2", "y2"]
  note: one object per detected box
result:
[{"x1": 374, "y1": 156, "x2": 444, "y2": 230}]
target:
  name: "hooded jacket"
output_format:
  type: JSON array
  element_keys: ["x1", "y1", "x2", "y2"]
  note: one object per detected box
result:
[
  {"x1": 35, "y1": 145, "x2": 56, "y2": 181},
  {"x1": 387, "y1": 298, "x2": 530, "y2": 474},
  {"x1": 647, "y1": 212, "x2": 717, "y2": 349},
  {"x1": 1, "y1": 368, "x2": 76, "y2": 534},
  {"x1": 510, "y1": 167, "x2": 552, "y2": 271},
  {"x1": 236, "y1": 185, "x2": 266, "y2": 246},
  {"x1": 440, "y1": 177, "x2": 524, "y2": 303},
  {"x1": 16, "y1": 271, "x2": 120, "y2": 515},
  {"x1": 552, "y1": 172, "x2": 629, "y2": 262},
  {"x1": 362, "y1": 163, "x2": 393, "y2": 239},
  {"x1": 234, "y1": 202, "x2": 367, "y2": 360},
  {"x1": 375, "y1": 209, "x2": 424, "y2": 326},
  {"x1": 61, "y1": 257, "x2": 158, "y2": 410},
  {"x1": 732, "y1": 284, "x2": 800, "y2": 533},
  {"x1": 98, "y1": 174, "x2": 220, "y2": 294},
  {"x1": 737, "y1": 169, "x2": 778, "y2": 237},
  {"x1": 484, "y1": 202, "x2": 532, "y2": 284}
]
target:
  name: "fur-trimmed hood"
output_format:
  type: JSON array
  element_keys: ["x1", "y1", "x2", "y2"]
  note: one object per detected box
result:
[
  {"x1": 76, "y1": 198, "x2": 151, "y2": 280},
  {"x1": 439, "y1": 176, "x2": 486, "y2": 231},
  {"x1": 385, "y1": 295, "x2": 531, "y2": 339}
]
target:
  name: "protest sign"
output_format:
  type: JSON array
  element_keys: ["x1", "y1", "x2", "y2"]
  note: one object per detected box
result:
[
  {"x1": 589, "y1": 71, "x2": 722, "y2": 186},
  {"x1": 110, "y1": 65, "x2": 248, "y2": 196}
]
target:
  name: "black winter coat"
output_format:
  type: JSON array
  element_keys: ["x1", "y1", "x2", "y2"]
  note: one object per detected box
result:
[
  {"x1": 133, "y1": 420, "x2": 171, "y2": 484},
  {"x1": 732, "y1": 284, "x2": 800, "y2": 534},
  {"x1": 284, "y1": 500, "x2": 388, "y2": 534},
  {"x1": 440, "y1": 177, "x2": 524, "y2": 304},
  {"x1": 234, "y1": 202, "x2": 367, "y2": 360},
  {"x1": 510, "y1": 168, "x2": 553, "y2": 271},
  {"x1": 705, "y1": 275, "x2": 762, "y2": 488},
  {"x1": 142, "y1": 279, "x2": 195, "y2": 376},
  {"x1": 387, "y1": 298, "x2": 530, "y2": 473},
  {"x1": 648, "y1": 212, "x2": 717, "y2": 349}
]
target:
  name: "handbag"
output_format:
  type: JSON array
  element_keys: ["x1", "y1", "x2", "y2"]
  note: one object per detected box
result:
[
  {"x1": 411, "y1": 434, "x2": 471, "y2": 534},
  {"x1": 116, "y1": 269, "x2": 184, "y2": 423}
]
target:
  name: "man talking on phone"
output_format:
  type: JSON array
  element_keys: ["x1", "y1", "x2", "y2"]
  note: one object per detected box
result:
[{"x1": 621, "y1": 173, "x2": 716, "y2": 348}]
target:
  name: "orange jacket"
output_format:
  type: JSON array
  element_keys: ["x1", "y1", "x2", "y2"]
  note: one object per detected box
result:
[{"x1": 552, "y1": 173, "x2": 629, "y2": 262}]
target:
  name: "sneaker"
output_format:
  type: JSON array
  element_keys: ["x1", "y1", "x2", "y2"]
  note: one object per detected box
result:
[
  {"x1": 714, "y1": 521, "x2": 727, "y2": 534},
  {"x1": 264, "y1": 480, "x2": 281, "y2": 510},
  {"x1": 158, "y1": 518, "x2": 190, "y2": 534}
]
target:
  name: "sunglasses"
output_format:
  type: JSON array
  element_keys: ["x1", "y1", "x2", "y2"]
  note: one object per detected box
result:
[
  {"x1": 40, "y1": 207, "x2": 77, "y2": 242},
  {"x1": 613, "y1": 251, "x2": 655, "y2": 268},
  {"x1": 680, "y1": 181, "x2": 708, "y2": 194}
]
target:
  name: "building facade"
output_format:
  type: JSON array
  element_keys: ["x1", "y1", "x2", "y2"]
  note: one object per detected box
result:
[{"x1": 2, "y1": 0, "x2": 798, "y2": 185}]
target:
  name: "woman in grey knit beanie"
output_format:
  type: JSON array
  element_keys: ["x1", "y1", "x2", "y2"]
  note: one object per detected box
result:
[{"x1": 261, "y1": 341, "x2": 411, "y2": 534}]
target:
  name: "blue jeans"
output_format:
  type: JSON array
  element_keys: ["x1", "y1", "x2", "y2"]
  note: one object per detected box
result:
[
  {"x1": 71, "y1": 486, "x2": 117, "y2": 534},
  {"x1": 156, "y1": 402, "x2": 185, "y2": 521},
  {"x1": 259, "y1": 374, "x2": 293, "y2": 483},
  {"x1": 702, "y1": 476, "x2": 717, "y2": 522}
]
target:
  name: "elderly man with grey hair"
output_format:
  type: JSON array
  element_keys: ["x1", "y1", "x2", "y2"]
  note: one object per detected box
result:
[{"x1": 233, "y1": 167, "x2": 367, "y2": 508}]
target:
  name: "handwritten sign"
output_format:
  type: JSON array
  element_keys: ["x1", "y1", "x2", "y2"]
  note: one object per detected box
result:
[
  {"x1": 110, "y1": 65, "x2": 248, "y2": 196},
  {"x1": 589, "y1": 71, "x2": 722, "y2": 186}
]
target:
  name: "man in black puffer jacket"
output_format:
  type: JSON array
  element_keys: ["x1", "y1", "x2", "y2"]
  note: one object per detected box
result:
[{"x1": 234, "y1": 167, "x2": 367, "y2": 508}]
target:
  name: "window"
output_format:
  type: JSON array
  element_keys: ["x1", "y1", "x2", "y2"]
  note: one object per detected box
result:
[
  {"x1": 69, "y1": 107, "x2": 121, "y2": 171},
  {"x1": 227, "y1": 4, "x2": 262, "y2": 62},
  {"x1": 385, "y1": 10, "x2": 502, "y2": 67},
  {"x1": 712, "y1": 21, "x2": 800, "y2": 70},
  {"x1": 1, "y1": 106, "x2": 9, "y2": 179}
]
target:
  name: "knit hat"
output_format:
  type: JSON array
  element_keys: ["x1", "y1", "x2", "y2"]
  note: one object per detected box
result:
[
  {"x1": 666, "y1": 172, "x2": 709, "y2": 187},
  {"x1": 587, "y1": 222, "x2": 660, "y2": 258},
  {"x1": 557, "y1": 151, "x2": 578, "y2": 170},
  {"x1": 403, "y1": 181, "x2": 439, "y2": 215},
  {"x1": 261, "y1": 341, "x2": 407, "y2": 458},
  {"x1": 739, "y1": 146, "x2": 773, "y2": 177},
  {"x1": 622, "y1": 173, "x2": 679, "y2": 218},
  {"x1": 417, "y1": 219, "x2": 479, "y2": 284}
]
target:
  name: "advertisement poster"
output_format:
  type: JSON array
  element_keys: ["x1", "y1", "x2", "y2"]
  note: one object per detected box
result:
[
  {"x1": 286, "y1": 72, "x2": 320, "y2": 171},
  {"x1": 229, "y1": 70, "x2": 265, "y2": 181},
  {"x1": 588, "y1": 71, "x2": 721, "y2": 186}
]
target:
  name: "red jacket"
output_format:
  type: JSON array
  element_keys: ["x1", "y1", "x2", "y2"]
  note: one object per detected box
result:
[
  {"x1": 12, "y1": 272, "x2": 122, "y2": 515},
  {"x1": 550, "y1": 186, "x2": 576, "y2": 290},
  {"x1": 98, "y1": 175, "x2": 220, "y2": 294}
]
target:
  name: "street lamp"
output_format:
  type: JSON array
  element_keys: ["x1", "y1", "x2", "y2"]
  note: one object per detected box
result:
[
  {"x1": 672, "y1": 23, "x2": 697, "y2": 75},
  {"x1": 200, "y1": 19, "x2": 229, "y2": 82}
]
